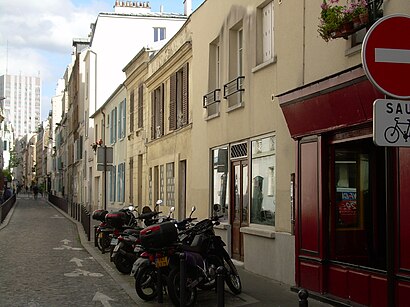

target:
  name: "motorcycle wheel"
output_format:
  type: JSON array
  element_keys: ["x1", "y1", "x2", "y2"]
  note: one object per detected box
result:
[
  {"x1": 167, "y1": 268, "x2": 197, "y2": 307},
  {"x1": 135, "y1": 265, "x2": 158, "y2": 301},
  {"x1": 113, "y1": 253, "x2": 133, "y2": 275},
  {"x1": 197, "y1": 255, "x2": 223, "y2": 290},
  {"x1": 224, "y1": 256, "x2": 242, "y2": 295},
  {"x1": 96, "y1": 232, "x2": 111, "y2": 253}
]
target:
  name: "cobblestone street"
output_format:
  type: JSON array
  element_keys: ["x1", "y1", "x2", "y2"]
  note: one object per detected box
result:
[{"x1": 0, "y1": 196, "x2": 136, "y2": 306}]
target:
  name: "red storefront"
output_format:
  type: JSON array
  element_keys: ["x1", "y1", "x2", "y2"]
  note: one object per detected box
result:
[{"x1": 278, "y1": 65, "x2": 410, "y2": 306}]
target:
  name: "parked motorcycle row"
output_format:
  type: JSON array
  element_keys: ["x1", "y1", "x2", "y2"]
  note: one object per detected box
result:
[{"x1": 92, "y1": 201, "x2": 242, "y2": 306}]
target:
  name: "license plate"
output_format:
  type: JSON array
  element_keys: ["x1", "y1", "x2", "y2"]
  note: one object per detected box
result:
[
  {"x1": 134, "y1": 246, "x2": 142, "y2": 253},
  {"x1": 113, "y1": 244, "x2": 120, "y2": 252},
  {"x1": 110, "y1": 238, "x2": 118, "y2": 245},
  {"x1": 156, "y1": 256, "x2": 169, "y2": 268}
]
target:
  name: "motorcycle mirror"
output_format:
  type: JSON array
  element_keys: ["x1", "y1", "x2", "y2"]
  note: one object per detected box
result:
[
  {"x1": 189, "y1": 206, "x2": 196, "y2": 218},
  {"x1": 169, "y1": 206, "x2": 175, "y2": 217},
  {"x1": 128, "y1": 205, "x2": 135, "y2": 211},
  {"x1": 156, "y1": 199, "x2": 163, "y2": 207}
]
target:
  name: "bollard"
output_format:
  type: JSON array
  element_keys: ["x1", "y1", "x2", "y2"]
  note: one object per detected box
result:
[
  {"x1": 179, "y1": 252, "x2": 186, "y2": 307},
  {"x1": 157, "y1": 266, "x2": 163, "y2": 303},
  {"x1": 298, "y1": 289, "x2": 309, "y2": 307},
  {"x1": 94, "y1": 226, "x2": 98, "y2": 247},
  {"x1": 216, "y1": 266, "x2": 226, "y2": 307}
]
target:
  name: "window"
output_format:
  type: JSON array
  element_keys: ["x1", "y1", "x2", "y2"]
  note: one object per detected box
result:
[
  {"x1": 329, "y1": 139, "x2": 386, "y2": 269},
  {"x1": 170, "y1": 63, "x2": 189, "y2": 130},
  {"x1": 118, "y1": 99, "x2": 126, "y2": 139},
  {"x1": 129, "y1": 90, "x2": 134, "y2": 133},
  {"x1": 154, "y1": 27, "x2": 166, "y2": 42},
  {"x1": 226, "y1": 24, "x2": 244, "y2": 108},
  {"x1": 204, "y1": 38, "x2": 221, "y2": 118},
  {"x1": 160, "y1": 165, "x2": 164, "y2": 202},
  {"x1": 138, "y1": 84, "x2": 143, "y2": 129},
  {"x1": 250, "y1": 136, "x2": 275, "y2": 226},
  {"x1": 262, "y1": 1, "x2": 274, "y2": 63},
  {"x1": 117, "y1": 162, "x2": 125, "y2": 203},
  {"x1": 110, "y1": 107, "x2": 117, "y2": 144},
  {"x1": 211, "y1": 147, "x2": 229, "y2": 220},
  {"x1": 166, "y1": 163, "x2": 175, "y2": 207},
  {"x1": 110, "y1": 165, "x2": 117, "y2": 202},
  {"x1": 151, "y1": 84, "x2": 164, "y2": 139}
]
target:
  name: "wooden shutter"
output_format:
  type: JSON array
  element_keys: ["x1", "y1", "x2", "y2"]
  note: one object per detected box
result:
[
  {"x1": 160, "y1": 84, "x2": 164, "y2": 136},
  {"x1": 182, "y1": 63, "x2": 189, "y2": 125},
  {"x1": 169, "y1": 73, "x2": 177, "y2": 130},
  {"x1": 129, "y1": 90, "x2": 134, "y2": 133},
  {"x1": 138, "y1": 84, "x2": 143, "y2": 128},
  {"x1": 151, "y1": 91, "x2": 155, "y2": 139}
]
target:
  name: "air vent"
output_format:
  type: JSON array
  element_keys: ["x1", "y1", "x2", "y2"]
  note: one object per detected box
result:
[{"x1": 230, "y1": 142, "x2": 247, "y2": 159}]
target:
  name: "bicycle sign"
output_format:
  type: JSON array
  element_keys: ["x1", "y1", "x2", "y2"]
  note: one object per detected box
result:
[{"x1": 373, "y1": 99, "x2": 410, "y2": 147}]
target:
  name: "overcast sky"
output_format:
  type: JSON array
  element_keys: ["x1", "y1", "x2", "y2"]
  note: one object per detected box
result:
[{"x1": 0, "y1": 0, "x2": 203, "y2": 121}]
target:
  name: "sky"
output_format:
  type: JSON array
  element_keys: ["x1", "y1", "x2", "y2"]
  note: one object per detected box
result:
[{"x1": 0, "y1": 0, "x2": 204, "y2": 121}]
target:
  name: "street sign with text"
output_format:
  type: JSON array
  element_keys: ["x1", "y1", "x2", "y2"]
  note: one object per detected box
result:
[
  {"x1": 373, "y1": 99, "x2": 410, "y2": 147},
  {"x1": 362, "y1": 14, "x2": 410, "y2": 99}
]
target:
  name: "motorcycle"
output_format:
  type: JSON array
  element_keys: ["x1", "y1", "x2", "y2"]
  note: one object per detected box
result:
[
  {"x1": 132, "y1": 206, "x2": 197, "y2": 302},
  {"x1": 111, "y1": 206, "x2": 164, "y2": 274},
  {"x1": 166, "y1": 204, "x2": 242, "y2": 307},
  {"x1": 92, "y1": 209, "x2": 113, "y2": 253}
]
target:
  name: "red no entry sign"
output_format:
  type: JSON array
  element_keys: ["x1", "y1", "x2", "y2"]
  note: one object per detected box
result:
[{"x1": 362, "y1": 14, "x2": 410, "y2": 99}]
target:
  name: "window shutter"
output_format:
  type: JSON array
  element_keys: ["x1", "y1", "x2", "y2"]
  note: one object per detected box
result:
[
  {"x1": 138, "y1": 84, "x2": 143, "y2": 128},
  {"x1": 160, "y1": 83, "x2": 164, "y2": 136},
  {"x1": 151, "y1": 91, "x2": 155, "y2": 139},
  {"x1": 169, "y1": 73, "x2": 177, "y2": 130},
  {"x1": 182, "y1": 63, "x2": 189, "y2": 125},
  {"x1": 130, "y1": 90, "x2": 134, "y2": 133}
]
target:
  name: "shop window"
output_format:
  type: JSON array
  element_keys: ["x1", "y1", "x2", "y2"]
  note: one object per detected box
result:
[
  {"x1": 250, "y1": 136, "x2": 275, "y2": 226},
  {"x1": 329, "y1": 139, "x2": 386, "y2": 270},
  {"x1": 211, "y1": 147, "x2": 229, "y2": 220}
]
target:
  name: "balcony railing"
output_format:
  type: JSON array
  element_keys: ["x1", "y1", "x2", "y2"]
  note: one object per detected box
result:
[
  {"x1": 223, "y1": 76, "x2": 245, "y2": 99},
  {"x1": 203, "y1": 89, "x2": 221, "y2": 108}
]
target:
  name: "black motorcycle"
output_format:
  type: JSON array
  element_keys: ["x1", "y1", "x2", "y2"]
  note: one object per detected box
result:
[{"x1": 166, "y1": 205, "x2": 242, "y2": 307}]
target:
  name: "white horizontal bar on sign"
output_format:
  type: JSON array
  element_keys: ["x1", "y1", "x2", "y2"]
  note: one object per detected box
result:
[{"x1": 375, "y1": 48, "x2": 410, "y2": 64}]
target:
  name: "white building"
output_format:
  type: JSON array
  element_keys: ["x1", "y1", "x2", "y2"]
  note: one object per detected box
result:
[
  {"x1": 80, "y1": 1, "x2": 188, "y2": 210},
  {"x1": 0, "y1": 74, "x2": 41, "y2": 139}
]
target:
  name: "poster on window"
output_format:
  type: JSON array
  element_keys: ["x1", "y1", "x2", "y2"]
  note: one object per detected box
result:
[{"x1": 336, "y1": 189, "x2": 357, "y2": 227}]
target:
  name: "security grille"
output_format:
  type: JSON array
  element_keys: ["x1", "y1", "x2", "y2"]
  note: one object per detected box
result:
[{"x1": 230, "y1": 142, "x2": 247, "y2": 159}]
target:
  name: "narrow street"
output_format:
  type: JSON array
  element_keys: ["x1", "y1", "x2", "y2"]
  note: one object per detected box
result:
[
  {"x1": 0, "y1": 195, "x2": 135, "y2": 307},
  {"x1": 0, "y1": 196, "x2": 333, "y2": 307}
]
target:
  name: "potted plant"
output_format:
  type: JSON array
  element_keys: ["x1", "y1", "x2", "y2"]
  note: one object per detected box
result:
[
  {"x1": 318, "y1": 0, "x2": 344, "y2": 41},
  {"x1": 351, "y1": 0, "x2": 369, "y2": 25}
]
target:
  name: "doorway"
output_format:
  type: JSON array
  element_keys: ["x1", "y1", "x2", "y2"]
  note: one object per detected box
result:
[{"x1": 231, "y1": 160, "x2": 249, "y2": 261}]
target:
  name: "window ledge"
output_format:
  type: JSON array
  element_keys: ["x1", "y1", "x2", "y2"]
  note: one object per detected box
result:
[
  {"x1": 252, "y1": 56, "x2": 277, "y2": 73},
  {"x1": 345, "y1": 43, "x2": 362, "y2": 57},
  {"x1": 226, "y1": 102, "x2": 244, "y2": 113},
  {"x1": 240, "y1": 226, "x2": 276, "y2": 239},
  {"x1": 214, "y1": 221, "x2": 230, "y2": 230},
  {"x1": 205, "y1": 112, "x2": 220, "y2": 121}
]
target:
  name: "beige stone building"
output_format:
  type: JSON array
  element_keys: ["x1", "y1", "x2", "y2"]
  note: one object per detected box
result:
[{"x1": 124, "y1": 21, "x2": 193, "y2": 219}]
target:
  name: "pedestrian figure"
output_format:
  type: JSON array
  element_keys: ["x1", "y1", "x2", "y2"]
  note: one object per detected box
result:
[
  {"x1": 32, "y1": 185, "x2": 39, "y2": 200},
  {"x1": 3, "y1": 187, "x2": 12, "y2": 202}
]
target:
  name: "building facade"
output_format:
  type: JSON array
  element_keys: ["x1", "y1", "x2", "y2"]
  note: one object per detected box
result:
[
  {"x1": 276, "y1": 0, "x2": 410, "y2": 306},
  {"x1": 0, "y1": 74, "x2": 41, "y2": 138}
]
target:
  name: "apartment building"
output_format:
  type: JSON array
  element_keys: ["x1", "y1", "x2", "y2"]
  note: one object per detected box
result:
[{"x1": 275, "y1": 0, "x2": 410, "y2": 306}]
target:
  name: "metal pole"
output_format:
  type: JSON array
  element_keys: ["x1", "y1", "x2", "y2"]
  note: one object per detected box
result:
[
  {"x1": 216, "y1": 266, "x2": 226, "y2": 307},
  {"x1": 180, "y1": 252, "x2": 186, "y2": 307},
  {"x1": 386, "y1": 147, "x2": 394, "y2": 307},
  {"x1": 104, "y1": 145, "x2": 107, "y2": 211},
  {"x1": 157, "y1": 267, "x2": 163, "y2": 303},
  {"x1": 298, "y1": 289, "x2": 309, "y2": 307}
]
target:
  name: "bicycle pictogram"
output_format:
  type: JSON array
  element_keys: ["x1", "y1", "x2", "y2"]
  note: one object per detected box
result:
[{"x1": 384, "y1": 117, "x2": 410, "y2": 144}]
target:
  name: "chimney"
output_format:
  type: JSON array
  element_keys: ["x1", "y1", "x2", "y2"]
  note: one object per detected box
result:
[{"x1": 183, "y1": 0, "x2": 192, "y2": 16}]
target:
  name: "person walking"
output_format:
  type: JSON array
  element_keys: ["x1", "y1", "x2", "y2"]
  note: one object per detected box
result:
[{"x1": 32, "y1": 185, "x2": 39, "y2": 200}]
